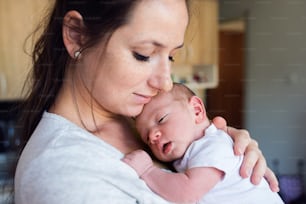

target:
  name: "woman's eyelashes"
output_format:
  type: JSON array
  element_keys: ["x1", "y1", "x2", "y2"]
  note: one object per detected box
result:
[
  {"x1": 169, "y1": 56, "x2": 175, "y2": 62},
  {"x1": 133, "y1": 52, "x2": 150, "y2": 62},
  {"x1": 133, "y1": 52, "x2": 175, "y2": 62}
]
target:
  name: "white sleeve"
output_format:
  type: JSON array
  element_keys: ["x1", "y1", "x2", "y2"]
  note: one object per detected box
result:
[{"x1": 182, "y1": 129, "x2": 243, "y2": 177}]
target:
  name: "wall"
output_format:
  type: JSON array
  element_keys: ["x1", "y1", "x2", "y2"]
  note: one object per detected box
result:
[{"x1": 219, "y1": 0, "x2": 306, "y2": 177}]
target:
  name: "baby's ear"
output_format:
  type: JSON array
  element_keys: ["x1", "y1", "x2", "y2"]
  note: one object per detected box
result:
[
  {"x1": 62, "y1": 10, "x2": 86, "y2": 59},
  {"x1": 189, "y1": 96, "x2": 206, "y2": 124}
]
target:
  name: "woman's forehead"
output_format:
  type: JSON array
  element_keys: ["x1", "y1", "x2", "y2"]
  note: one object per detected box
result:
[{"x1": 124, "y1": 0, "x2": 188, "y2": 46}]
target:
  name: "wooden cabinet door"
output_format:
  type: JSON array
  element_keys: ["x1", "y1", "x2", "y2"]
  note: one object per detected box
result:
[
  {"x1": 173, "y1": 0, "x2": 218, "y2": 66},
  {"x1": 0, "y1": 1, "x2": 50, "y2": 99}
]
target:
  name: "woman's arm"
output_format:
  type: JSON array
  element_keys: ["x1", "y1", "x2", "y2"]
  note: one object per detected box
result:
[{"x1": 212, "y1": 116, "x2": 280, "y2": 192}]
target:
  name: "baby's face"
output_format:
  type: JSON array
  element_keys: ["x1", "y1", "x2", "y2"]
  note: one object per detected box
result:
[{"x1": 135, "y1": 92, "x2": 197, "y2": 162}]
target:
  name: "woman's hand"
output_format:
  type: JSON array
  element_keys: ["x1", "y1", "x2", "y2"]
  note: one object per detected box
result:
[{"x1": 212, "y1": 116, "x2": 280, "y2": 192}]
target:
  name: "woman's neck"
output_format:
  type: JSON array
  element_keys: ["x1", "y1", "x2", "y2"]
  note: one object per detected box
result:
[
  {"x1": 49, "y1": 71, "x2": 145, "y2": 154},
  {"x1": 93, "y1": 116, "x2": 145, "y2": 154}
]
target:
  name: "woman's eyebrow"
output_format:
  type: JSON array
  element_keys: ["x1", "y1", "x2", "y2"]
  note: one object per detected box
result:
[
  {"x1": 175, "y1": 43, "x2": 184, "y2": 49},
  {"x1": 153, "y1": 41, "x2": 184, "y2": 49},
  {"x1": 138, "y1": 40, "x2": 184, "y2": 50}
]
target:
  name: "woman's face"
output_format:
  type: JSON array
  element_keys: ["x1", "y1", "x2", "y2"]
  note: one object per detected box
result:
[{"x1": 79, "y1": 0, "x2": 189, "y2": 117}]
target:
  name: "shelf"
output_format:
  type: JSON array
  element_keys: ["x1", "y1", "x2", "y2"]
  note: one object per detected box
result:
[
  {"x1": 185, "y1": 81, "x2": 217, "y2": 90},
  {"x1": 172, "y1": 64, "x2": 219, "y2": 90}
]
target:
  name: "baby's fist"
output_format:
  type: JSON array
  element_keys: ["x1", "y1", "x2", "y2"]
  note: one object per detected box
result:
[{"x1": 122, "y1": 150, "x2": 153, "y2": 176}]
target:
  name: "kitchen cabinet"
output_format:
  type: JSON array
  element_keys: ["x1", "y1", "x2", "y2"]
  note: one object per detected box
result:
[
  {"x1": 174, "y1": 0, "x2": 218, "y2": 66},
  {"x1": 0, "y1": 1, "x2": 51, "y2": 100},
  {"x1": 172, "y1": 0, "x2": 219, "y2": 95}
]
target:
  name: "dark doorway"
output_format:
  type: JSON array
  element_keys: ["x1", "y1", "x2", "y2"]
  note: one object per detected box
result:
[{"x1": 206, "y1": 30, "x2": 245, "y2": 128}]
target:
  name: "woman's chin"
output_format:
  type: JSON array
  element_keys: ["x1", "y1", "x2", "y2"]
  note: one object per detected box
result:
[{"x1": 125, "y1": 106, "x2": 144, "y2": 118}]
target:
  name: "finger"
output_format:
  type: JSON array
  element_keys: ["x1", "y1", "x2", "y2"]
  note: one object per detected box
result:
[
  {"x1": 239, "y1": 149, "x2": 259, "y2": 179},
  {"x1": 239, "y1": 140, "x2": 261, "y2": 178},
  {"x1": 264, "y1": 167, "x2": 280, "y2": 192},
  {"x1": 249, "y1": 155, "x2": 266, "y2": 185},
  {"x1": 211, "y1": 116, "x2": 227, "y2": 131},
  {"x1": 229, "y1": 127, "x2": 251, "y2": 155},
  {"x1": 122, "y1": 156, "x2": 132, "y2": 164}
]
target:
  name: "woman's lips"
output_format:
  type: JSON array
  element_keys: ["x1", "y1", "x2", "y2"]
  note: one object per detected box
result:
[{"x1": 134, "y1": 93, "x2": 152, "y2": 104}]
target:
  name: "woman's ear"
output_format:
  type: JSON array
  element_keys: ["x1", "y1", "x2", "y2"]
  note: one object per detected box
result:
[
  {"x1": 62, "y1": 10, "x2": 85, "y2": 59},
  {"x1": 189, "y1": 95, "x2": 207, "y2": 124}
]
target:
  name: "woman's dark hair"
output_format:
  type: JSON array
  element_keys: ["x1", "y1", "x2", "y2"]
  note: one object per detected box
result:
[{"x1": 18, "y1": 0, "x2": 143, "y2": 151}]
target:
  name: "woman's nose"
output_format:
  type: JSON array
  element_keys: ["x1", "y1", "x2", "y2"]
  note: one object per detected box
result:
[
  {"x1": 149, "y1": 61, "x2": 173, "y2": 92},
  {"x1": 161, "y1": 77, "x2": 173, "y2": 92}
]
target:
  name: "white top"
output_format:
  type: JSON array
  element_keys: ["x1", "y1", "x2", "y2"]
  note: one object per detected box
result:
[
  {"x1": 174, "y1": 124, "x2": 284, "y2": 204},
  {"x1": 15, "y1": 112, "x2": 171, "y2": 204}
]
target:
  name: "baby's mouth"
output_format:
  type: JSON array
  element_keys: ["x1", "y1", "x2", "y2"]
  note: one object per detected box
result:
[{"x1": 162, "y1": 142, "x2": 172, "y2": 154}]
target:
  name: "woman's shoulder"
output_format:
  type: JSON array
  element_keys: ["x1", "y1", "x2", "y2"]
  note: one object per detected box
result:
[
  {"x1": 22, "y1": 112, "x2": 123, "y2": 163},
  {"x1": 15, "y1": 114, "x2": 172, "y2": 204},
  {"x1": 16, "y1": 112, "x2": 123, "y2": 180}
]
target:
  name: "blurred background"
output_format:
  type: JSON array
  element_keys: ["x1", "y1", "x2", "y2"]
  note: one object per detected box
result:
[{"x1": 216, "y1": 1, "x2": 306, "y2": 203}]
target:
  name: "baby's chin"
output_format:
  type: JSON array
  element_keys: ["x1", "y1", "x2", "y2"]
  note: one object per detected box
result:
[{"x1": 157, "y1": 152, "x2": 182, "y2": 163}]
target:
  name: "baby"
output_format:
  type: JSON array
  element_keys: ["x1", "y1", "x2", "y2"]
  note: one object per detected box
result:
[{"x1": 123, "y1": 83, "x2": 284, "y2": 204}]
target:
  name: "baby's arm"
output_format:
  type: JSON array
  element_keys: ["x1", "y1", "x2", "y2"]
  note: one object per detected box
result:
[{"x1": 122, "y1": 150, "x2": 224, "y2": 203}]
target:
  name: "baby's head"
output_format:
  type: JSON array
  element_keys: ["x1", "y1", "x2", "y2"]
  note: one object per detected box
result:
[{"x1": 136, "y1": 83, "x2": 210, "y2": 162}]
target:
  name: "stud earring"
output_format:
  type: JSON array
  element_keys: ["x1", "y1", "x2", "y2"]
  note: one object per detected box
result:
[{"x1": 74, "y1": 50, "x2": 82, "y2": 59}]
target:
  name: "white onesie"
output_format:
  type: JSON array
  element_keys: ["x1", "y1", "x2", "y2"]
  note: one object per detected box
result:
[{"x1": 174, "y1": 124, "x2": 284, "y2": 204}]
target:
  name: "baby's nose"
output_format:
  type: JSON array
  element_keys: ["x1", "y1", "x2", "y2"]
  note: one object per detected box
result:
[{"x1": 149, "y1": 131, "x2": 161, "y2": 145}]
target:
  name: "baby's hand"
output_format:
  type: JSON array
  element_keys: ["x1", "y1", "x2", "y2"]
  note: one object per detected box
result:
[{"x1": 122, "y1": 150, "x2": 154, "y2": 177}]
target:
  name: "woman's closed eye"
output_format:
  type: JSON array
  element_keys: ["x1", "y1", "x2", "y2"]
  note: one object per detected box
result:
[
  {"x1": 133, "y1": 52, "x2": 150, "y2": 62},
  {"x1": 133, "y1": 51, "x2": 174, "y2": 63}
]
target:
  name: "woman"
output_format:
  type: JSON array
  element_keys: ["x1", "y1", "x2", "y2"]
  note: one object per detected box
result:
[{"x1": 14, "y1": 0, "x2": 278, "y2": 203}]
